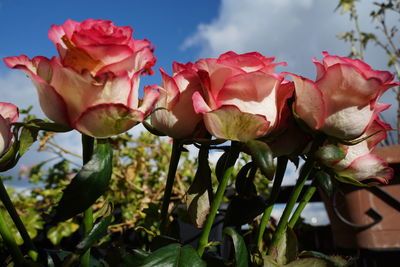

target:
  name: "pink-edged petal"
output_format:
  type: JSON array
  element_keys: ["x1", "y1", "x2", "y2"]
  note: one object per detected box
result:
[
  {"x1": 127, "y1": 73, "x2": 140, "y2": 109},
  {"x1": 0, "y1": 102, "x2": 19, "y2": 122},
  {"x1": 0, "y1": 116, "x2": 12, "y2": 156},
  {"x1": 138, "y1": 86, "x2": 160, "y2": 116},
  {"x1": 78, "y1": 44, "x2": 133, "y2": 66},
  {"x1": 159, "y1": 68, "x2": 180, "y2": 108},
  {"x1": 203, "y1": 105, "x2": 270, "y2": 141},
  {"x1": 217, "y1": 72, "x2": 281, "y2": 121},
  {"x1": 321, "y1": 51, "x2": 396, "y2": 84},
  {"x1": 192, "y1": 91, "x2": 211, "y2": 114},
  {"x1": 273, "y1": 81, "x2": 294, "y2": 132},
  {"x1": 290, "y1": 73, "x2": 326, "y2": 130},
  {"x1": 4, "y1": 56, "x2": 70, "y2": 126},
  {"x1": 196, "y1": 58, "x2": 241, "y2": 100},
  {"x1": 318, "y1": 63, "x2": 383, "y2": 112},
  {"x1": 50, "y1": 59, "x2": 132, "y2": 121},
  {"x1": 365, "y1": 117, "x2": 392, "y2": 149},
  {"x1": 341, "y1": 154, "x2": 393, "y2": 183},
  {"x1": 48, "y1": 24, "x2": 67, "y2": 48},
  {"x1": 97, "y1": 47, "x2": 156, "y2": 76},
  {"x1": 172, "y1": 61, "x2": 197, "y2": 74},
  {"x1": 74, "y1": 103, "x2": 143, "y2": 138},
  {"x1": 312, "y1": 57, "x2": 325, "y2": 81}
]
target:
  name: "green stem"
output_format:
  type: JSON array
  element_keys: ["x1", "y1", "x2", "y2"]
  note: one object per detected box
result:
[
  {"x1": 0, "y1": 209, "x2": 25, "y2": 265},
  {"x1": 197, "y1": 142, "x2": 240, "y2": 257},
  {"x1": 288, "y1": 182, "x2": 317, "y2": 228},
  {"x1": 267, "y1": 158, "x2": 315, "y2": 255},
  {"x1": 81, "y1": 134, "x2": 94, "y2": 267},
  {"x1": 0, "y1": 179, "x2": 37, "y2": 258},
  {"x1": 256, "y1": 157, "x2": 288, "y2": 251},
  {"x1": 160, "y1": 139, "x2": 182, "y2": 234}
]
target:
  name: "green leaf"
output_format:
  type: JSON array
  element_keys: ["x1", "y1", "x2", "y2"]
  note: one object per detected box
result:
[
  {"x1": 76, "y1": 205, "x2": 113, "y2": 253},
  {"x1": 142, "y1": 120, "x2": 166, "y2": 136},
  {"x1": 186, "y1": 147, "x2": 212, "y2": 228},
  {"x1": 315, "y1": 171, "x2": 333, "y2": 197},
  {"x1": 224, "y1": 195, "x2": 265, "y2": 226},
  {"x1": 235, "y1": 162, "x2": 257, "y2": 197},
  {"x1": 53, "y1": 141, "x2": 113, "y2": 221},
  {"x1": 138, "y1": 243, "x2": 206, "y2": 267},
  {"x1": 299, "y1": 251, "x2": 351, "y2": 267},
  {"x1": 274, "y1": 226, "x2": 298, "y2": 265},
  {"x1": 285, "y1": 257, "x2": 330, "y2": 267},
  {"x1": 13, "y1": 119, "x2": 73, "y2": 132},
  {"x1": 224, "y1": 227, "x2": 249, "y2": 267},
  {"x1": 335, "y1": 174, "x2": 379, "y2": 187},
  {"x1": 215, "y1": 151, "x2": 229, "y2": 182},
  {"x1": 0, "y1": 140, "x2": 19, "y2": 171},
  {"x1": 315, "y1": 144, "x2": 346, "y2": 164},
  {"x1": 47, "y1": 221, "x2": 80, "y2": 245},
  {"x1": 262, "y1": 255, "x2": 280, "y2": 267},
  {"x1": 245, "y1": 140, "x2": 275, "y2": 179},
  {"x1": 19, "y1": 127, "x2": 38, "y2": 156},
  {"x1": 121, "y1": 249, "x2": 150, "y2": 267}
]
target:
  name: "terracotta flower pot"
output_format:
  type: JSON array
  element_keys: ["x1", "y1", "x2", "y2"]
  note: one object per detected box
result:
[{"x1": 320, "y1": 145, "x2": 400, "y2": 249}]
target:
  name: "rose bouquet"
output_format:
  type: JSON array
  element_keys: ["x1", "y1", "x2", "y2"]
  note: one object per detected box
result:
[{"x1": 0, "y1": 19, "x2": 398, "y2": 266}]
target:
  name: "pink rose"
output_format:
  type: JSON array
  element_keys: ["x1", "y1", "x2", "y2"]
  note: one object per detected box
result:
[
  {"x1": 151, "y1": 62, "x2": 204, "y2": 139},
  {"x1": 317, "y1": 118, "x2": 393, "y2": 183},
  {"x1": 0, "y1": 102, "x2": 18, "y2": 156},
  {"x1": 291, "y1": 51, "x2": 398, "y2": 140},
  {"x1": 192, "y1": 51, "x2": 292, "y2": 142},
  {"x1": 4, "y1": 19, "x2": 159, "y2": 138}
]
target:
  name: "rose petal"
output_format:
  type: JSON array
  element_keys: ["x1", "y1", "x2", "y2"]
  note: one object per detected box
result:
[
  {"x1": 138, "y1": 86, "x2": 160, "y2": 116},
  {"x1": 74, "y1": 103, "x2": 143, "y2": 138},
  {"x1": 3, "y1": 56, "x2": 70, "y2": 126},
  {"x1": 203, "y1": 105, "x2": 270, "y2": 141},
  {"x1": 50, "y1": 59, "x2": 132, "y2": 122},
  {"x1": 0, "y1": 116, "x2": 12, "y2": 156},
  {"x1": 192, "y1": 91, "x2": 212, "y2": 114},
  {"x1": 291, "y1": 73, "x2": 326, "y2": 130},
  {"x1": 341, "y1": 154, "x2": 393, "y2": 183},
  {"x1": 217, "y1": 72, "x2": 281, "y2": 122},
  {"x1": 0, "y1": 102, "x2": 19, "y2": 123}
]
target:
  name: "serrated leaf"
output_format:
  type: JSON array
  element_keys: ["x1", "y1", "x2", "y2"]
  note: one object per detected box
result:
[
  {"x1": 224, "y1": 227, "x2": 249, "y2": 267},
  {"x1": 47, "y1": 221, "x2": 79, "y2": 245},
  {"x1": 138, "y1": 243, "x2": 206, "y2": 267},
  {"x1": 19, "y1": 127, "x2": 38, "y2": 156},
  {"x1": 245, "y1": 140, "x2": 275, "y2": 179},
  {"x1": 53, "y1": 141, "x2": 113, "y2": 221},
  {"x1": 274, "y1": 226, "x2": 298, "y2": 265}
]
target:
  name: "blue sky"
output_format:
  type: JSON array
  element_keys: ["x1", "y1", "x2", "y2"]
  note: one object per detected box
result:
[{"x1": 0, "y1": 0, "x2": 398, "y2": 225}]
